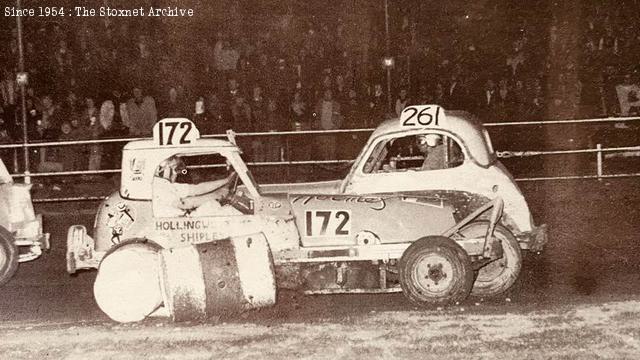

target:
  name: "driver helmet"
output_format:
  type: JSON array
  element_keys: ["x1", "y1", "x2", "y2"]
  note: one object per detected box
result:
[
  {"x1": 417, "y1": 133, "x2": 441, "y2": 147},
  {"x1": 155, "y1": 155, "x2": 187, "y2": 182}
]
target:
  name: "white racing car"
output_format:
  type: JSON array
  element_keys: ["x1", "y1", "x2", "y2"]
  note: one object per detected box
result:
[
  {"x1": 66, "y1": 105, "x2": 547, "y2": 322},
  {"x1": 0, "y1": 159, "x2": 50, "y2": 286}
]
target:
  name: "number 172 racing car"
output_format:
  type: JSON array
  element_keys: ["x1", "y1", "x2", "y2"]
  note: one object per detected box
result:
[{"x1": 67, "y1": 106, "x2": 547, "y2": 321}]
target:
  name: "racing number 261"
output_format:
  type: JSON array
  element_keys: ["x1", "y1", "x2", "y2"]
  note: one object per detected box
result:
[
  {"x1": 402, "y1": 106, "x2": 440, "y2": 126},
  {"x1": 305, "y1": 210, "x2": 351, "y2": 237},
  {"x1": 157, "y1": 121, "x2": 193, "y2": 145}
]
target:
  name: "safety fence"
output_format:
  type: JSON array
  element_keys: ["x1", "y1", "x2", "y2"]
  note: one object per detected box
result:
[{"x1": 1, "y1": 115, "x2": 640, "y2": 203}]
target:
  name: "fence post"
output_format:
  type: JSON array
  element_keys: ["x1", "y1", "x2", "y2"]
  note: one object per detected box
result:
[
  {"x1": 13, "y1": 148, "x2": 18, "y2": 173},
  {"x1": 596, "y1": 143, "x2": 603, "y2": 181},
  {"x1": 285, "y1": 135, "x2": 291, "y2": 182}
]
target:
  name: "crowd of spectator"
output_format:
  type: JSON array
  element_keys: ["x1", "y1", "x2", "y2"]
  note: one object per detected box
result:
[
  {"x1": 1, "y1": 2, "x2": 639, "y2": 177},
  {"x1": 579, "y1": 2, "x2": 640, "y2": 118}
]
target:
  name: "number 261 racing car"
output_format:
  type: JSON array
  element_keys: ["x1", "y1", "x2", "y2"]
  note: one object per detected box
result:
[{"x1": 67, "y1": 106, "x2": 547, "y2": 321}]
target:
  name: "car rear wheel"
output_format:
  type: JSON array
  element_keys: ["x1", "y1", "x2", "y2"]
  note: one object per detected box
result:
[
  {"x1": 399, "y1": 236, "x2": 474, "y2": 307},
  {"x1": 458, "y1": 220, "x2": 522, "y2": 298},
  {"x1": 0, "y1": 227, "x2": 19, "y2": 287}
]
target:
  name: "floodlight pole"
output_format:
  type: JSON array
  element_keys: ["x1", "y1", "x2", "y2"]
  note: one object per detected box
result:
[
  {"x1": 16, "y1": 0, "x2": 30, "y2": 184},
  {"x1": 384, "y1": 0, "x2": 392, "y2": 112}
]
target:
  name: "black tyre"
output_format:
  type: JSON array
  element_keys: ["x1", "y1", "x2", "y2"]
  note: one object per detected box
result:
[
  {"x1": 399, "y1": 236, "x2": 474, "y2": 307},
  {"x1": 0, "y1": 226, "x2": 19, "y2": 286},
  {"x1": 459, "y1": 220, "x2": 522, "y2": 298}
]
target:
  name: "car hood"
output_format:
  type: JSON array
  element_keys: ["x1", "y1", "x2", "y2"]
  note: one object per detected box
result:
[{"x1": 260, "y1": 180, "x2": 342, "y2": 195}]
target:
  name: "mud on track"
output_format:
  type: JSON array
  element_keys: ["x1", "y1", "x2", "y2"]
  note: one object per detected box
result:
[
  {"x1": 2, "y1": 179, "x2": 640, "y2": 358},
  {"x1": 2, "y1": 301, "x2": 640, "y2": 359}
]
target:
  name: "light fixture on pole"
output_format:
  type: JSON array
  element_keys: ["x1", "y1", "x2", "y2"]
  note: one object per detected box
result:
[
  {"x1": 383, "y1": 0, "x2": 392, "y2": 113},
  {"x1": 16, "y1": 0, "x2": 30, "y2": 184}
]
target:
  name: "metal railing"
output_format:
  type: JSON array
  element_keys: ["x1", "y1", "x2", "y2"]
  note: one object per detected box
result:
[{"x1": 1, "y1": 115, "x2": 639, "y2": 202}]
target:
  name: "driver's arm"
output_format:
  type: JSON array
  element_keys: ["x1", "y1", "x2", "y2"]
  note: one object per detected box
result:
[{"x1": 179, "y1": 186, "x2": 229, "y2": 210}]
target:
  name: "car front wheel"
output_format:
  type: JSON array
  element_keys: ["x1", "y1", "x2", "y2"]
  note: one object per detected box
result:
[{"x1": 399, "y1": 236, "x2": 474, "y2": 307}]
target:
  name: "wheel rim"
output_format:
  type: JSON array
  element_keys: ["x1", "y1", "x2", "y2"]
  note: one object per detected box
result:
[
  {"x1": 458, "y1": 225, "x2": 510, "y2": 283},
  {"x1": 477, "y1": 244, "x2": 508, "y2": 282},
  {"x1": 411, "y1": 252, "x2": 455, "y2": 295}
]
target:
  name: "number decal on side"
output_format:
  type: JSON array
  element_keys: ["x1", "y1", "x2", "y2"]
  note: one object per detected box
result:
[
  {"x1": 401, "y1": 105, "x2": 443, "y2": 127},
  {"x1": 153, "y1": 118, "x2": 200, "y2": 146},
  {"x1": 304, "y1": 210, "x2": 352, "y2": 237},
  {"x1": 335, "y1": 211, "x2": 350, "y2": 235}
]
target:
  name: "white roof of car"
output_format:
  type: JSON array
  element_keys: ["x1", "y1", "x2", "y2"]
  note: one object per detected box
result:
[
  {"x1": 123, "y1": 137, "x2": 238, "y2": 151},
  {"x1": 371, "y1": 110, "x2": 496, "y2": 167},
  {"x1": 371, "y1": 110, "x2": 484, "y2": 138}
]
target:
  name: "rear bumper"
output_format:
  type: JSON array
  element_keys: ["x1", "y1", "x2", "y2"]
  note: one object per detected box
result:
[{"x1": 518, "y1": 224, "x2": 548, "y2": 252}]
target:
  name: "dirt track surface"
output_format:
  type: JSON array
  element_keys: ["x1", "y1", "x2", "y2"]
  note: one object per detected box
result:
[
  {"x1": 2, "y1": 178, "x2": 640, "y2": 358},
  {"x1": 2, "y1": 300, "x2": 640, "y2": 359}
]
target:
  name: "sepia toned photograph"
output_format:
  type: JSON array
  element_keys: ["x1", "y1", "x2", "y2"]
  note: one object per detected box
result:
[{"x1": 1, "y1": 0, "x2": 639, "y2": 358}]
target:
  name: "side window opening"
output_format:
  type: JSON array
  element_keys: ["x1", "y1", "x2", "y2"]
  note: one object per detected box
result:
[
  {"x1": 363, "y1": 133, "x2": 464, "y2": 173},
  {"x1": 179, "y1": 154, "x2": 237, "y2": 185}
]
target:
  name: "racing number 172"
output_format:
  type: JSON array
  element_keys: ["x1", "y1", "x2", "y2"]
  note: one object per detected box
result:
[
  {"x1": 157, "y1": 121, "x2": 193, "y2": 145},
  {"x1": 305, "y1": 210, "x2": 350, "y2": 237}
]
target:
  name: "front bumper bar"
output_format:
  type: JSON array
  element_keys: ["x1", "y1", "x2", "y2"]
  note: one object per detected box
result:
[{"x1": 518, "y1": 224, "x2": 548, "y2": 252}]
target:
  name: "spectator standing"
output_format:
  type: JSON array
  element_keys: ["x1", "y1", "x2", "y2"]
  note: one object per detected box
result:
[
  {"x1": 213, "y1": 36, "x2": 240, "y2": 76},
  {"x1": 81, "y1": 97, "x2": 98, "y2": 129},
  {"x1": 416, "y1": 84, "x2": 430, "y2": 104},
  {"x1": 496, "y1": 78, "x2": 514, "y2": 121},
  {"x1": 445, "y1": 73, "x2": 467, "y2": 110},
  {"x1": 433, "y1": 83, "x2": 446, "y2": 105},
  {"x1": 192, "y1": 96, "x2": 207, "y2": 130},
  {"x1": 230, "y1": 95, "x2": 252, "y2": 132},
  {"x1": 289, "y1": 90, "x2": 311, "y2": 163},
  {"x1": 87, "y1": 104, "x2": 104, "y2": 172},
  {"x1": 598, "y1": 25, "x2": 619, "y2": 57},
  {"x1": 249, "y1": 85, "x2": 268, "y2": 159},
  {"x1": 123, "y1": 86, "x2": 158, "y2": 136},
  {"x1": 53, "y1": 40, "x2": 73, "y2": 87},
  {"x1": 247, "y1": 53, "x2": 271, "y2": 91},
  {"x1": 477, "y1": 79, "x2": 498, "y2": 120},
  {"x1": 334, "y1": 74, "x2": 348, "y2": 103},
  {"x1": 395, "y1": 88, "x2": 410, "y2": 117},
  {"x1": 38, "y1": 95, "x2": 64, "y2": 174},
  {"x1": 290, "y1": 91, "x2": 309, "y2": 130},
  {"x1": 525, "y1": 80, "x2": 546, "y2": 120},
  {"x1": 58, "y1": 121, "x2": 82, "y2": 171},
  {"x1": 223, "y1": 77, "x2": 241, "y2": 105},
  {"x1": 41, "y1": 95, "x2": 63, "y2": 140},
  {"x1": 249, "y1": 85, "x2": 266, "y2": 127},
  {"x1": 160, "y1": 87, "x2": 188, "y2": 118},
  {"x1": 342, "y1": 88, "x2": 365, "y2": 159},
  {"x1": 368, "y1": 84, "x2": 386, "y2": 126},
  {"x1": 100, "y1": 100, "x2": 128, "y2": 171},
  {"x1": 313, "y1": 89, "x2": 342, "y2": 160},
  {"x1": 0, "y1": 69, "x2": 17, "y2": 139},
  {"x1": 203, "y1": 92, "x2": 229, "y2": 134},
  {"x1": 264, "y1": 98, "x2": 286, "y2": 162}
]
